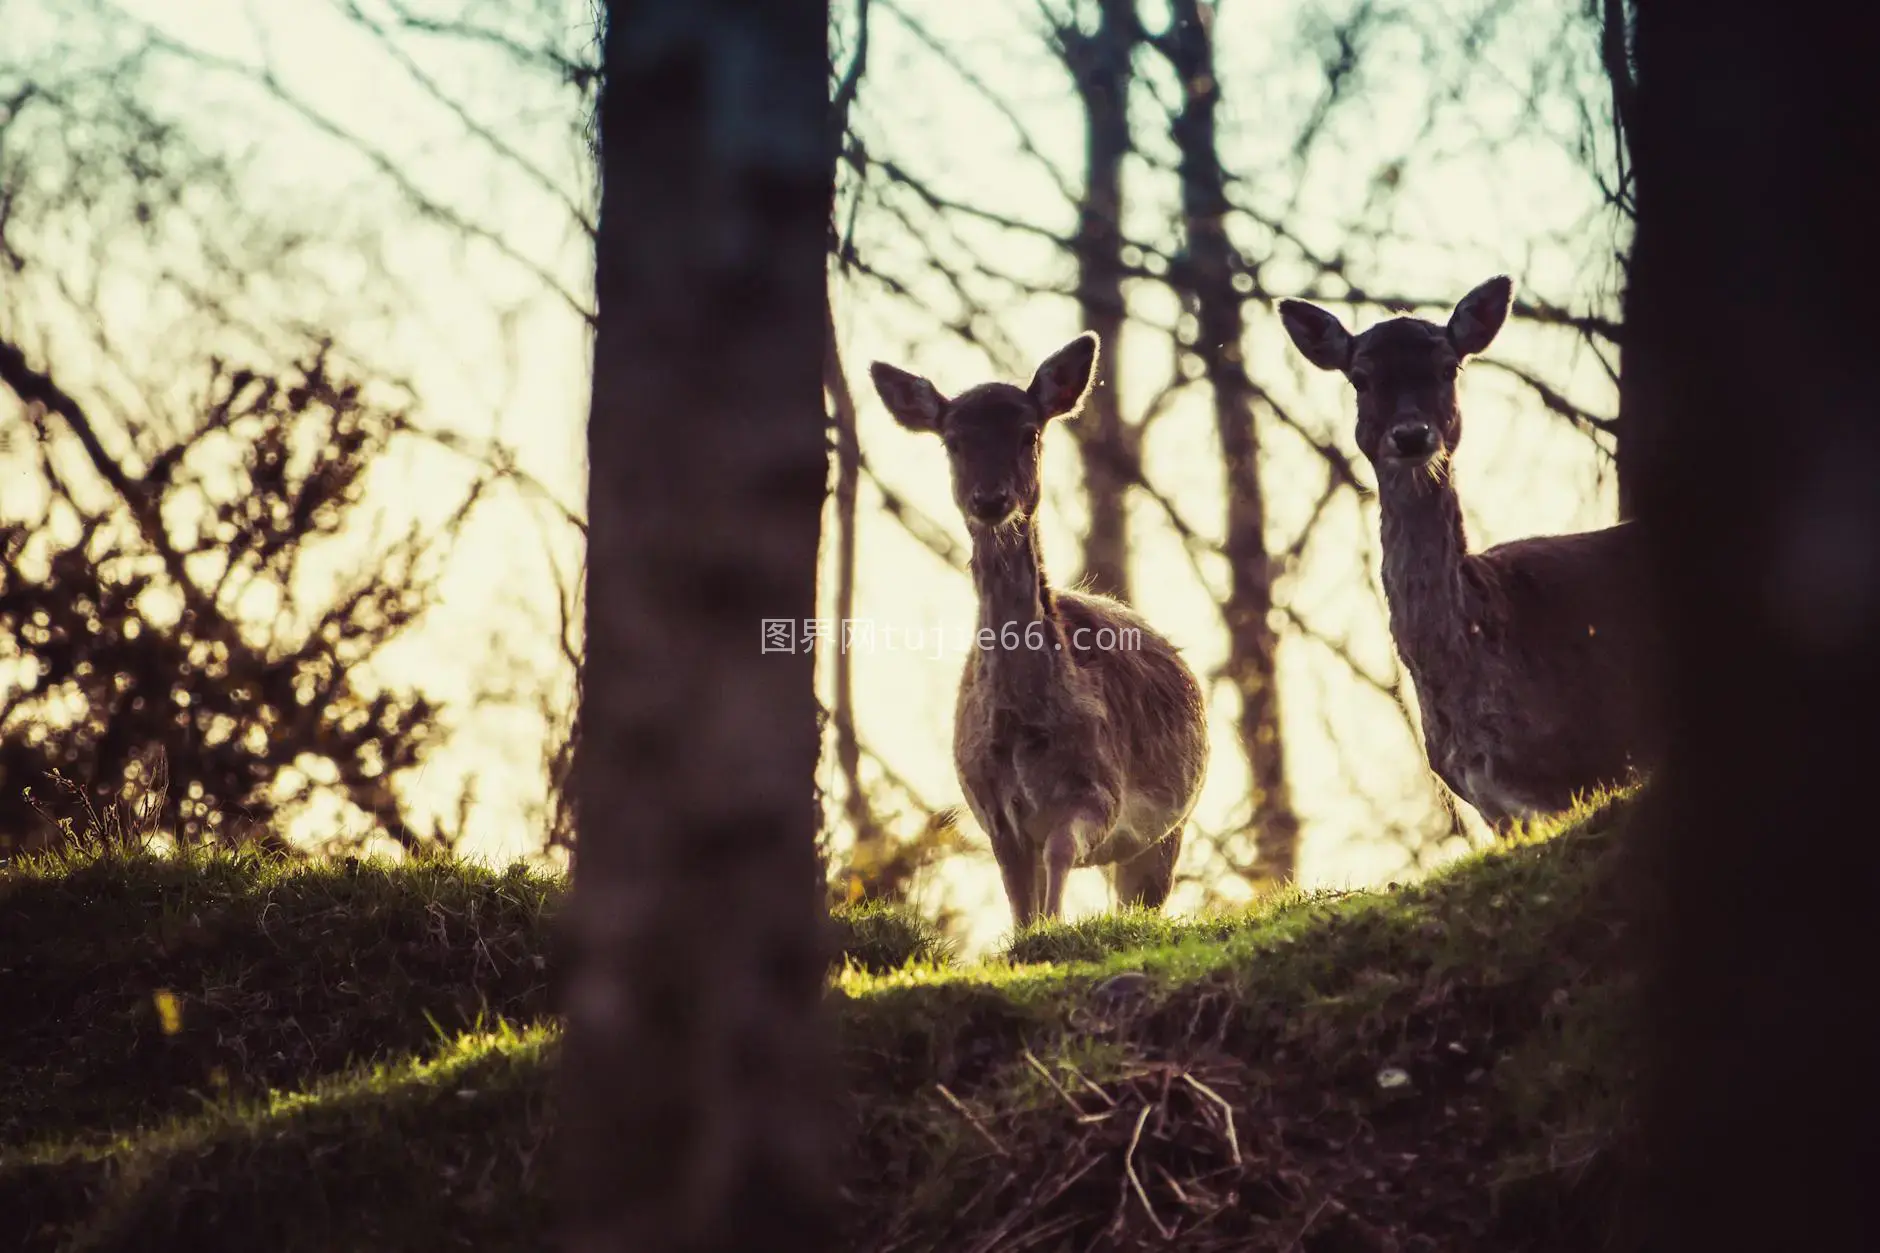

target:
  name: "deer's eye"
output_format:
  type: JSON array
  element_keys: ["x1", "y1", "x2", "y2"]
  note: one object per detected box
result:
[{"x1": 1442, "y1": 362, "x2": 1460, "y2": 382}]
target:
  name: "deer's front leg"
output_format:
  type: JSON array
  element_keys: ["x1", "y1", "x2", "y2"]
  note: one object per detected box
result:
[
  {"x1": 980, "y1": 812, "x2": 1040, "y2": 927},
  {"x1": 1015, "y1": 728, "x2": 1120, "y2": 921},
  {"x1": 1040, "y1": 812, "x2": 1106, "y2": 919},
  {"x1": 1031, "y1": 786, "x2": 1118, "y2": 920}
]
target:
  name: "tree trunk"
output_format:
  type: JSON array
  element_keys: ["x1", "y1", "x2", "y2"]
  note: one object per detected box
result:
[
  {"x1": 1624, "y1": 3, "x2": 1879, "y2": 1248},
  {"x1": 558, "y1": 4, "x2": 836, "y2": 1252},
  {"x1": 1062, "y1": 0, "x2": 1138, "y2": 599},
  {"x1": 1162, "y1": 0, "x2": 1299, "y2": 886},
  {"x1": 824, "y1": 289, "x2": 885, "y2": 865},
  {"x1": 1600, "y1": 0, "x2": 1642, "y2": 522}
]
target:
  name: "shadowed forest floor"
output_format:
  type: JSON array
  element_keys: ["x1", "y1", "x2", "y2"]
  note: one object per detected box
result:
[{"x1": 0, "y1": 796, "x2": 1640, "y2": 1252}]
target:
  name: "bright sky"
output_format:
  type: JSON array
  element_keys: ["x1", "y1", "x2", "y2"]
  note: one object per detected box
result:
[{"x1": 1, "y1": 0, "x2": 1625, "y2": 954}]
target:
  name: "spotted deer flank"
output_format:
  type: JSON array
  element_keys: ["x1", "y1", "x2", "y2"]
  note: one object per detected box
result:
[
  {"x1": 1279, "y1": 277, "x2": 1656, "y2": 832},
  {"x1": 869, "y1": 334, "x2": 1210, "y2": 925}
]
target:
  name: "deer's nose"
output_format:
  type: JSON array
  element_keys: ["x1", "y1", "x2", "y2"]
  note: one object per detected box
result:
[
  {"x1": 1388, "y1": 422, "x2": 1437, "y2": 458},
  {"x1": 968, "y1": 490, "x2": 1014, "y2": 522}
]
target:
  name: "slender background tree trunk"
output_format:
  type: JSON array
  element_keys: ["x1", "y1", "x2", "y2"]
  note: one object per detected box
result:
[
  {"x1": 1162, "y1": 0, "x2": 1300, "y2": 886},
  {"x1": 1599, "y1": 0, "x2": 1641, "y2": 523},
  {"x1": 1624, "y1": 3, "x2": 1879, "y2": 1248},
  {"x1": 826, "y1": 291, "x2": 885, "y2": 862},
  {"x1": 1062, "y1": 0, "x2": 1139, "y2": 600},
  {"x1": 558, "y1": 4, "x2": 836, "y2": 1251}
]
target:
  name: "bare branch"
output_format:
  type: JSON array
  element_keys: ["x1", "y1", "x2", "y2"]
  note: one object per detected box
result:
[
  {"x1": 107, "y1": 5, "x2": 595, "y2": 325},
  {"x1": 1473, "y1": 356, "x2": 1620, "y2": 440},
  {"x1": 877, "y1": 0, "x2": 1079, "y2": 206}
]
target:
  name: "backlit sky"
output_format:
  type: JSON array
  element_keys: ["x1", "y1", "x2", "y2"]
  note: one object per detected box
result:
[{"x1": 0, "y1": 0, "x2": 1625, "y2": 952}]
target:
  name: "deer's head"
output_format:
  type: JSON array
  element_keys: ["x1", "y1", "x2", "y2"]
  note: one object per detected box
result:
[
  {"x1": 870, "y1": 334, "x2": 1099, "y2": 531},
  {"x1": 1279, "y1": 276, "x2": 1512, "y2": 474}
]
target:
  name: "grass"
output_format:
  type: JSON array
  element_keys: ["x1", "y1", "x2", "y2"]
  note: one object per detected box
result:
[
  {"x1": 0, "y1": 796, "x2": 1640, "y2": 1252},
  {"x1": 0, "y1": 847, "x2": 947, "y2": 1148}
]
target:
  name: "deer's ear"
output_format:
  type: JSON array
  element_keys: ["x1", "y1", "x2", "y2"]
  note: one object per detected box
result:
[
  {"x1": 1027, "y1": 332, "x2": 1099, "y2": 419},
  {"x1": 869, "y1": 362, "x2": 948, "y2": 433},
  {"x1": 1447, "y1": 276, "x2": 1512, "y2": 357},
  {"x1": 1278, "y1": 300, "x2": 1353, "y2": 372}
]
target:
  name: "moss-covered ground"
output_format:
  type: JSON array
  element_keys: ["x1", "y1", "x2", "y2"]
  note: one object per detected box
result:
[{"x1": 0, "y1": 795, "x2": 1639, "y2": 1252}]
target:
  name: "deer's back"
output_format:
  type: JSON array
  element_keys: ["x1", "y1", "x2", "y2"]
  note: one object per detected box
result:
[
  {"x1": 1473, "y1": 521, "x2": 1648, "y2": 667},
  {"x1": 1437, "y1": 520, "x2": 1656, "y2": 816},
  {"x1": 1056, "y1": 592, "x2": 1209, "y2": 802}
]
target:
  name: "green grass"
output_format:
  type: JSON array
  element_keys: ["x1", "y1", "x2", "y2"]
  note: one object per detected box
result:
[
  {"x1": 0, "y1": 796, "x2": 1640, "y2": 1252},
  {"x1": 0, "y1": 847, "x2": 947, "y2": 1148},
  {"x1": 999, "y1": 883, "x2": 1370, "y2": 965},
  {"x1": 829, "y1": 898, "x2": 958, "y2": 972}
]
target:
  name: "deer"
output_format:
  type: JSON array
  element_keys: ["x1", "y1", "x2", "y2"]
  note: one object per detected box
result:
[
  {"x1": 1278, "y1": 276, "x2": 1656, "y2": 833},
  {"x1": 869, "y1": 334, "x2": 1210, "y2": 927}
]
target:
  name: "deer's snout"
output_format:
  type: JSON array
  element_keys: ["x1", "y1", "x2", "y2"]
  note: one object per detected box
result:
[
  {"x1": 1387, "y1": 422, "x2": 1438, "y2": 460},
  {"x1": 967, "y1": 489, "x2": 1016, "y2": 523}
]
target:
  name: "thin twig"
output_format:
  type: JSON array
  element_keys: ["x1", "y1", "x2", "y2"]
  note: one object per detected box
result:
[
  {"x1": 1023, "y1": 1048, "x2": 1092, "y2": 1118},
  {"x1": 1122, "y1": 1102, "x2": 1173, "y2": 1239},
  {"x1": 1180, "y1": 1072, "x2": 1242, "y2": 1167},
  {"x1": 1061, "y1": 1059, "x2": 1118, "y2": 1109},
  {"x1": 935, "y1": 1084, "x2": 1009, "y2": 1157},
  {"x1": 1286, "y1": 1197, "x2": 1332, "y2": 1251}
]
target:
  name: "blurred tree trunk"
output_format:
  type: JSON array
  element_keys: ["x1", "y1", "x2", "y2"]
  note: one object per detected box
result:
[
  {"x1": 558, "y1": 3, "x2": 836, "y2": 1251},
  {"x1": 1060, "y1": 0, "x2": 1139, "y2": 599},
  {"x1": 1624, "y1": 2, "x2": 1878, "y2": 1248},
  {"x1": 1160, "y1": 0, "x2": 1300, "y2": 886}
]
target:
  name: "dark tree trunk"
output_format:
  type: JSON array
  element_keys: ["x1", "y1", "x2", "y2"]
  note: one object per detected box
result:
[
  {"x1": 1624, "y1": 3, "x2": 1879, "y2": 1248},
  {"x1": 1161, "y1": 0, "x2": 1299, "y2": 885},
  {"x1": 1061, "y1": 0, "x2": 1139, "y2": 599},
  {"x1": 558, "y1": 4, "x2": 836, "y2": 1252}
]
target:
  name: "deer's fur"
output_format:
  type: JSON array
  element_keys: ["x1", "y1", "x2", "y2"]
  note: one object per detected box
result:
[
  {"x1": 869, "y1": 335, "x2": 1209, "y2": 925},
  {"x1": 1279, "y1": 277, "x2": 1655, "y2": 831}
]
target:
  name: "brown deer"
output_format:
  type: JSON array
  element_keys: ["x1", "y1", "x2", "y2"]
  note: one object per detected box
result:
[
  {"x1": 869, "y1": 334, "x2": 1209, "y2": 926},
  {"x1": 1278, "y1": 277, "x2": 1655, "y2": 832}
]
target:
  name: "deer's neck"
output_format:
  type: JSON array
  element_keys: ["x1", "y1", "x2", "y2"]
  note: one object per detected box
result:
[
  {"x1": 969, "y1": 519, "x2": 1067, "y2": 696},
  {"x1": 1377, "y1": 458, "x2": 1480, "y2": 680}
]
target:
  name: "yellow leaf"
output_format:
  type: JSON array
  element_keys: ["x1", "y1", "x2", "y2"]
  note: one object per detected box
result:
[{"x1": 152, "y1": 988, "x2": 183, "y2": 1036}]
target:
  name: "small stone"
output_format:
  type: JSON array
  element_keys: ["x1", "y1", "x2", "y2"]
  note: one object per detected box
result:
[
  {"x1": 1092, "y1": 971, "x2": 1151, "y2": 1007},
  {"x1": 1376, "y1": 1066, "x2": 1412, "y2": 1091}
]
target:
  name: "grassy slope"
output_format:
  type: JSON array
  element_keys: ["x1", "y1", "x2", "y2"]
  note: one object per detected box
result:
[{"x1": 0, "y1": 798, "x2": 1638, "y2": 1253}]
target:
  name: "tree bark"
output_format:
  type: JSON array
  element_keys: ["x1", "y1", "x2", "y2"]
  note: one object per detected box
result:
[
  {"x1": 1624, "y1": 3, "x2": 1879, "y2": 1248},
  {"x1": 1061, "y1": 0, "x2": 1139, "y2": 599},
  {"x1": 1161, "y1": 0, "x2": 1300, "y2": 886},
  {"x1": 558, "y1": 4, "x2": 836, "y2": 1252},
  {"x1": 824, "y1": 289, "x2": 886, "y2": 866},
  {"x1": 1600, "y1": 0, "x2": 1642, "y2": 522}
]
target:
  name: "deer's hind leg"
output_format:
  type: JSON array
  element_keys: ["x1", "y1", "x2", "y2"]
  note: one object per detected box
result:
[{"x1": 1111, "y1": 826, "x2": 1183, "y2": 912}]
